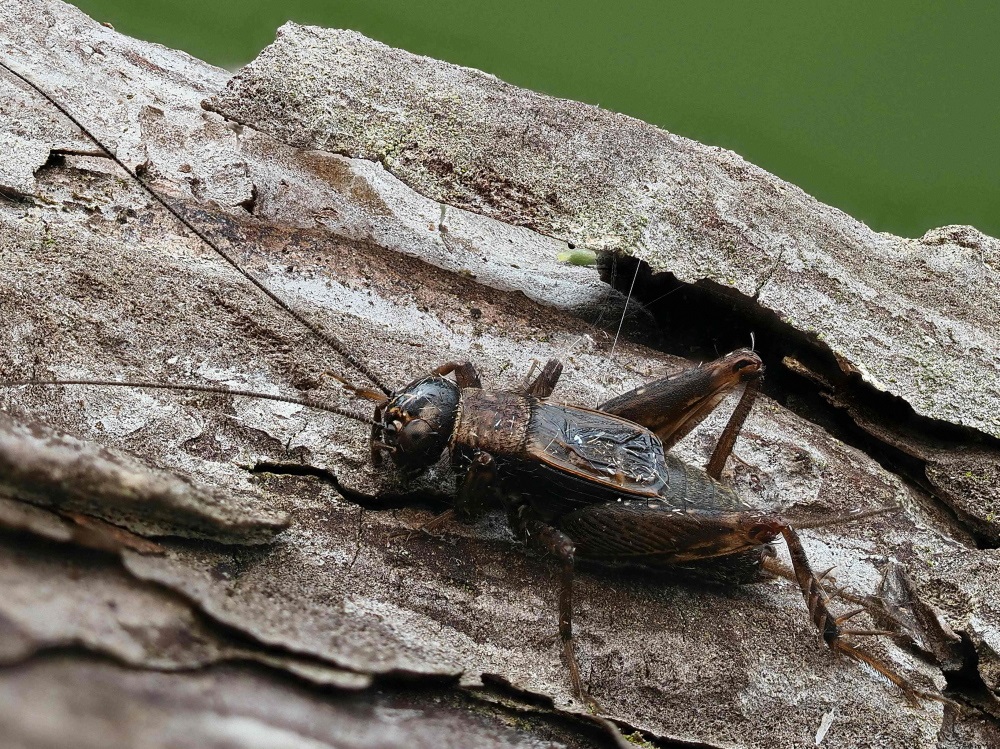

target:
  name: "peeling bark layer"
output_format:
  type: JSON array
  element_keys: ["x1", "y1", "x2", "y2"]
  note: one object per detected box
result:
[{"x1": 206, "y1": 24, "x2": 1000, "y2": 446}]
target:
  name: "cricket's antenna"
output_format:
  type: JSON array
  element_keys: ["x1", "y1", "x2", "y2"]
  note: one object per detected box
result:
[
  {"x1": 0, "y1": 59, "x2": 392, "y2": 397},
  {"x1": 792, "y1": 506, "x2": 901, "y2": 530},
  {"x1": 1, "y1": 379, "x2": 376, "y2": 427},
  {"x1": 608, "y1": 259, "x2": 641, "y2": 366}
]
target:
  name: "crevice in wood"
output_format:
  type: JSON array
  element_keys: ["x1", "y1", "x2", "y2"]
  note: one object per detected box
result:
[{"x1": 600, "y1": 254, "x2": 1000, "y2": 548}]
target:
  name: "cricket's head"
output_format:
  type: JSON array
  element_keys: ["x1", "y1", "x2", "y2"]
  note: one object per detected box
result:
[{"x1": 372, "y1": 375, "x2": 461, "y2": 470}]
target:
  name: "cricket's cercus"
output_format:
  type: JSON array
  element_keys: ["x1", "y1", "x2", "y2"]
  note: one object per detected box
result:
[{"x1": 0, "y1": 58, "x2": 942, "y2": 709}]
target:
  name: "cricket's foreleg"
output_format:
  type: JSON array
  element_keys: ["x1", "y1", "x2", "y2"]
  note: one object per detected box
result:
[
  {"x1": 433, "y1": 361, "x2": 482, "y2": 388},
  {"x1": 599, "y1": 350, "x2": 763, "y2": 477},
  {"x1": 453, "y1": 450, "x2": 498, "y2": 520},
  {"x1": 518, "y1": 359, "x2": 564, "y2": 398},
  {"x1": 391, "y1": 450, "x2": 498, "y2": 540}
]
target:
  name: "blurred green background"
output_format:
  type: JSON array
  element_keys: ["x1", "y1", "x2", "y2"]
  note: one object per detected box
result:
[{"x1": 72, "y1": 1, "x2": 999, "y2": 239}]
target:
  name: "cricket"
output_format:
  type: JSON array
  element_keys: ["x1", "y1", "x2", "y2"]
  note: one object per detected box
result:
[{"x1": 0, "y1": 55, "x2": 941, "y2": 713}]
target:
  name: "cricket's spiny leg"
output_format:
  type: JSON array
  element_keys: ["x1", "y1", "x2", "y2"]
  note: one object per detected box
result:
[
  {"x1": 777, "y1": 522, "x2": 926, "y2": 702},
  {"x1": 393, "y1": 448, "x2": 501, "y2": 539},
  {"x1": 519, "y1": 359, "x2": 564, "y2": 398},
  {"x1": 453, "y1": 450, "x2": 498, "y2": 521},
  {"x1": 599, "y1": 350, "x2": 763, "y2": 477},
  {"x1": 511, "y1": 509, "x2": 598, "y2": 710},
  {"x1": 762, "y1": 557, "x2": 875, "y2": 612},
  {"x1": 539, "y1": 523, "x2": 595, "y2": 710},
  {"x1": 433, "y1": 361, "x2": 483, "y2": 388},
  {"x1": 705, "y1": 375, "x2": 761, "y2": 480}
]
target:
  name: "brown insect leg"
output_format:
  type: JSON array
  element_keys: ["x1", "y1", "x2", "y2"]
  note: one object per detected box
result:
[
  {"x1": 513, "y1": 512, "x2": 599, "y2": 711},
  {"x1": 392, "y1": 451, "x2": 498, "y2": 539},
  {"x1": 453, "y1": 450, "x2": 498, "y2": 520},
  {"x1": 599, "y1": 349, "x2": 763, "y2": 455},
  {"x1": 387, "y1": 509, "x2": 457, "y2": 542},
  {"x1": 433, "y1": 361, "x2": 482, "y2": 388},
  {"x1": 777, "y1": 523, "x2": 927, "y2": 702},
  {"x1": 518, "y1": 359, "x2": 564, "y2": 398},
  {"x1": 540, "y1": 523, "x2": 598, "y2": 710},
  {"x1": 705, "y1": 375, "x2": 761, "y2": 480}
]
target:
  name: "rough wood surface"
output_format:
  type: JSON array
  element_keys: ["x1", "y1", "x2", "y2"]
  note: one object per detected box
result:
[
  {"x1": 206, "y1": 24, "x2": 1000, "y2": 443},
  {"x1": 1, "y1": 2, "x2": 998, "y2": 747}
]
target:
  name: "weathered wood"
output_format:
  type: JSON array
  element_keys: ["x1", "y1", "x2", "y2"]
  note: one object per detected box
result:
[{"x1": 1, "y1": 1, "x2": 998, "y2": 747}]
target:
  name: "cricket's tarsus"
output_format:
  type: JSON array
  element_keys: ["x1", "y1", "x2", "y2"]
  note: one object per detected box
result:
[{"x1": 0, "y1": 55, "x2": 941, "y2": 710}]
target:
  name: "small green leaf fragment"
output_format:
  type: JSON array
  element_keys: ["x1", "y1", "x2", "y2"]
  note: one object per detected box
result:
[{"x1": 557, "y1": 249, "x2": 598, "y2": 266}]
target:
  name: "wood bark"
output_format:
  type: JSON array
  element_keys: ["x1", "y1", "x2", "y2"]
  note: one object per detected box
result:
[{"x1": 1, "y1": 2, "x2": 998, "y2": 747}]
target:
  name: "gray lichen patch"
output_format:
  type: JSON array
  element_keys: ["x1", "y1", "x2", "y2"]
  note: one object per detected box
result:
[
  {"x1": 205, "y1": 25, "x2": 703, "y2": 259},
  {"x1": 207, "y1": 24, "x2": 1000, "y2": 440}
]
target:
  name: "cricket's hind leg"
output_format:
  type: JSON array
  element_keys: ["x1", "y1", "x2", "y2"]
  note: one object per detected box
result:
[
  {"x1": 759, "y1": 506, "x2": 948, "y2": 684},
  {"x1": 599, "y1": 349, "x2": 763, "y2": 479},
  {"x1": 771, "y1": 520, "x2": 942, "y2": 704}
]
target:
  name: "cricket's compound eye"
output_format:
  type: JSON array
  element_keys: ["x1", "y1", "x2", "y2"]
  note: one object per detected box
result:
[
  {"x1": 396, "y1": 418, "x2": 435, "y2": 454},
  {"x1": 379, "y1": 376, "x2": 460, "y2": 470}
]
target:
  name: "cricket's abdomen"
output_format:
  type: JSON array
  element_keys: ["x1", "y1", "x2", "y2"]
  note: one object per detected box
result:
[{"x1": 557, "y1": 502, "x2": 773, "y2": 580}]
